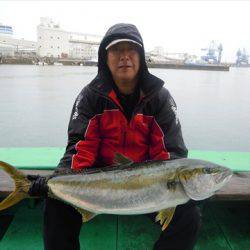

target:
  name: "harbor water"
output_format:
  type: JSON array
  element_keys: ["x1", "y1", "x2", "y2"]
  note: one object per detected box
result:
[{"x1": 0, "y1": 65, "x2": 250, "y2": 152}]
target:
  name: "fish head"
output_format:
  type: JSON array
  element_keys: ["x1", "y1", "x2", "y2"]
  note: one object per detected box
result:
[{"x1": 178, "y1": 160, "x2": 233, "y2": 200}]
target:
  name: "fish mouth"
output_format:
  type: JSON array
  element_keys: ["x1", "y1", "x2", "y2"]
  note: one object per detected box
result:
[{"x1": 214, "y1": 168, "x2": 233, "y2": 185}]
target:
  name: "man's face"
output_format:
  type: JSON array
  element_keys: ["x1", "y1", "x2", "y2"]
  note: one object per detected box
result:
[{"x1": 107, "y1": 42, "x2": 140, "y2": 85}]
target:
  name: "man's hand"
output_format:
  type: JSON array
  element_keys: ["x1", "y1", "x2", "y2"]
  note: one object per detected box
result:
[{"x1": 27, "y1": 175, "x2": 48, "y2": 197}]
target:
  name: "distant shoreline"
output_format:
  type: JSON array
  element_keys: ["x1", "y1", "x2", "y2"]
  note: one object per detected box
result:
[{"x1": 0, "y1": 58, "x2": 232, "y2": 71}]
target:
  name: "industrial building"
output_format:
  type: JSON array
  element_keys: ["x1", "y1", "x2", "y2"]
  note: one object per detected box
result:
[
  {"x1": 37, "y1": 17, "x2": 101, "y2": 60},
  {"x1": 0, "y1": 18, "x2": 102, "y2": 62}
]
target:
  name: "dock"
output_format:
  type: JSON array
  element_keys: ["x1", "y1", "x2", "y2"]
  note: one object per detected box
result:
[
  {"x1": 1, "y1": 57, "x2": 230, "y2": 71},
  {"x1": 147, "y1": 62, "x2": 230, "y2": 71}
]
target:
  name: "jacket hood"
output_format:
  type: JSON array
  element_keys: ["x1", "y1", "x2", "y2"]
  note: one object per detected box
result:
[{"x1": 90, "y1": 23, "x2": 164, "y2": 98}]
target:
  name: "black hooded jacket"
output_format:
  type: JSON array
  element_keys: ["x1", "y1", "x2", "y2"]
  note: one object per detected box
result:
[{"x1": 57, "y1": 23, "x2": 188, "y2": 170}]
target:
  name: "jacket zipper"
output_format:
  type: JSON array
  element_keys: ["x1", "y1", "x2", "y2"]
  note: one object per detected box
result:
[{"x1": 123, "y1": 129, "x2": 127, "y2": 154}]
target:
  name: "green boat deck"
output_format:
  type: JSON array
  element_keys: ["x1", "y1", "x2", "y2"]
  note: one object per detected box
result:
[
  {"x1": 0, "y1": 200, "x2": 249, "y2": 250},
  {"x1": 0, "y1": 148, "x2": 250, "y2": 249}
]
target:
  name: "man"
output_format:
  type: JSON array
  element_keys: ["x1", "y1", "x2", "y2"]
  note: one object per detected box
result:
[{"x1": 30, "y1": 23, "x2": 201, "y2": 250}]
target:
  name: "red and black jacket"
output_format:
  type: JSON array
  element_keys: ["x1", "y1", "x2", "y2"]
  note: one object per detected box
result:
[{"x1": 57, "y1": 23, "x2": 187, "y2": 170}]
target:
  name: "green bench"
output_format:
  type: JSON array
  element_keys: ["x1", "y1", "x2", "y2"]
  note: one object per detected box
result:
[{"x1": 1, "y1": 148, "x2": 250, "y2": 199}]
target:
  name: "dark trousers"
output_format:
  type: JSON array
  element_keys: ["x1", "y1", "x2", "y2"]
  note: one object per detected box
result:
[
  {"x1": 43, "y1": 198, "x2": 201, "y2": 250},
  {"x1": 151, "y1": 201, "x2": 201, "y2": 250}
]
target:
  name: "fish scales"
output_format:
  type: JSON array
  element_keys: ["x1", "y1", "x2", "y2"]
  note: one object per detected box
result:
[{"x1": 48, "y1": 160, "x2": 190, "y2": 214}]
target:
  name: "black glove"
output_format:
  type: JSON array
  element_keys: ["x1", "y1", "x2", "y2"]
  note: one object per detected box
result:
[{"x1": 27, "y1": 175, "x2": 48, "y2": 197}]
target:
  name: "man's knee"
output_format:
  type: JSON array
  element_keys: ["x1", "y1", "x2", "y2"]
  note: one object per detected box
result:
[
  {"x1": 170, "y1": 202, "x2": 202, "y2": 238},
  {"x1": 154, "y1": 202, "x2": 202, "y2": 250}
]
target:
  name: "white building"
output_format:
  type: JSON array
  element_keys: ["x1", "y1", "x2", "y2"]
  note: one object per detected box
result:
[
  {"x1": 0, "y1": 23, "x2": 37, "y2": 57},
  {"x1": 0, "y1": 24, "x2": 13, "y2": 36},
  {"x1": 0, "y1": 24, "x2": 15, "y2": 56},
  {"x1": 147, "y1": 46, "x2": 189, "y2": 63},
  {"x1": 37, "y1": 17, "x2": 101, "y2": 60}
]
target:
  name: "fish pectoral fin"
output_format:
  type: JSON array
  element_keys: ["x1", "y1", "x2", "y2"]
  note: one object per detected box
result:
[
  {"x1": 155, "y1": 207, "x2": 176, "y2": 231},
  {"x1": 114, "y1": 153, "x2": 133, "y2": 166},
  {"x1": 76, "y1": 208, "x2": 96, "y2": 222}
]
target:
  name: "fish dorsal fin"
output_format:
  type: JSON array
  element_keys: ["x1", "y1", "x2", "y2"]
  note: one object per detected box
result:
[
  {"x1": 155, "y1": 207, "x2": 176, "y2": 231},
  {"x1": 75, "y1": 207, "x2": 96, "y2": 222},
  {"x1": 114, "y1": 153, "x2": 133, "y2": 166}
]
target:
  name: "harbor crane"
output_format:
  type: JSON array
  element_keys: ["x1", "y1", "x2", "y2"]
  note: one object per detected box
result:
[
  {"x1": 201, "y1": 41, "x2": 223, "y2": 64},
  {"x1": 236, "y1": 48, "x2": 249, "y2": 66}
]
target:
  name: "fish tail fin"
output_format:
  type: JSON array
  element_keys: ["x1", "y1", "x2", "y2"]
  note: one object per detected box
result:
[{"x1": 0, "y1": 161, "x2": 30, "y2": 211}]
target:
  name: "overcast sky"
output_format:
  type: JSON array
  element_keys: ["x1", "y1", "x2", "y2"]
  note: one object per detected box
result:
[{"x1": 1, "y1": 0, "x2": 250, "y2": 62}]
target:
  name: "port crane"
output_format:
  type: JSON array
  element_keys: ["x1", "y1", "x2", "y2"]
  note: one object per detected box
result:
[
  {"x1": 201, "y1": 41, "x2": 223, "y2": 64},
  {"x1": 236, "y1": 48, "x2": 249, "y2": 66}
]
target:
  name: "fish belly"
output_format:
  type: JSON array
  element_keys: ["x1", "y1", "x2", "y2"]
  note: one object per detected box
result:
[{"x1": 48, "y1": 173, "x2": 189, "y2": 215}]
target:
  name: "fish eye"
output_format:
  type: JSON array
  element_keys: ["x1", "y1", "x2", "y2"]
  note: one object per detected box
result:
[
  {"x1": 201, "y1": 168, "x2": 211, "y2": 174},
  {"x1": 203, "y1": 167, "x2": 219, "y2": 174}
]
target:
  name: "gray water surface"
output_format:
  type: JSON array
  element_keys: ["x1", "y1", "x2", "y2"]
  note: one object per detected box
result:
[{"x1": 0, "y1": 65, "x2": 249, "y2": 151}]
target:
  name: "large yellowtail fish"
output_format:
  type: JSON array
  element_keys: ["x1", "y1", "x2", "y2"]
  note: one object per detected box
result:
[{"x1": 0, "y1": 154, "x2": 232, "y2": 230}]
